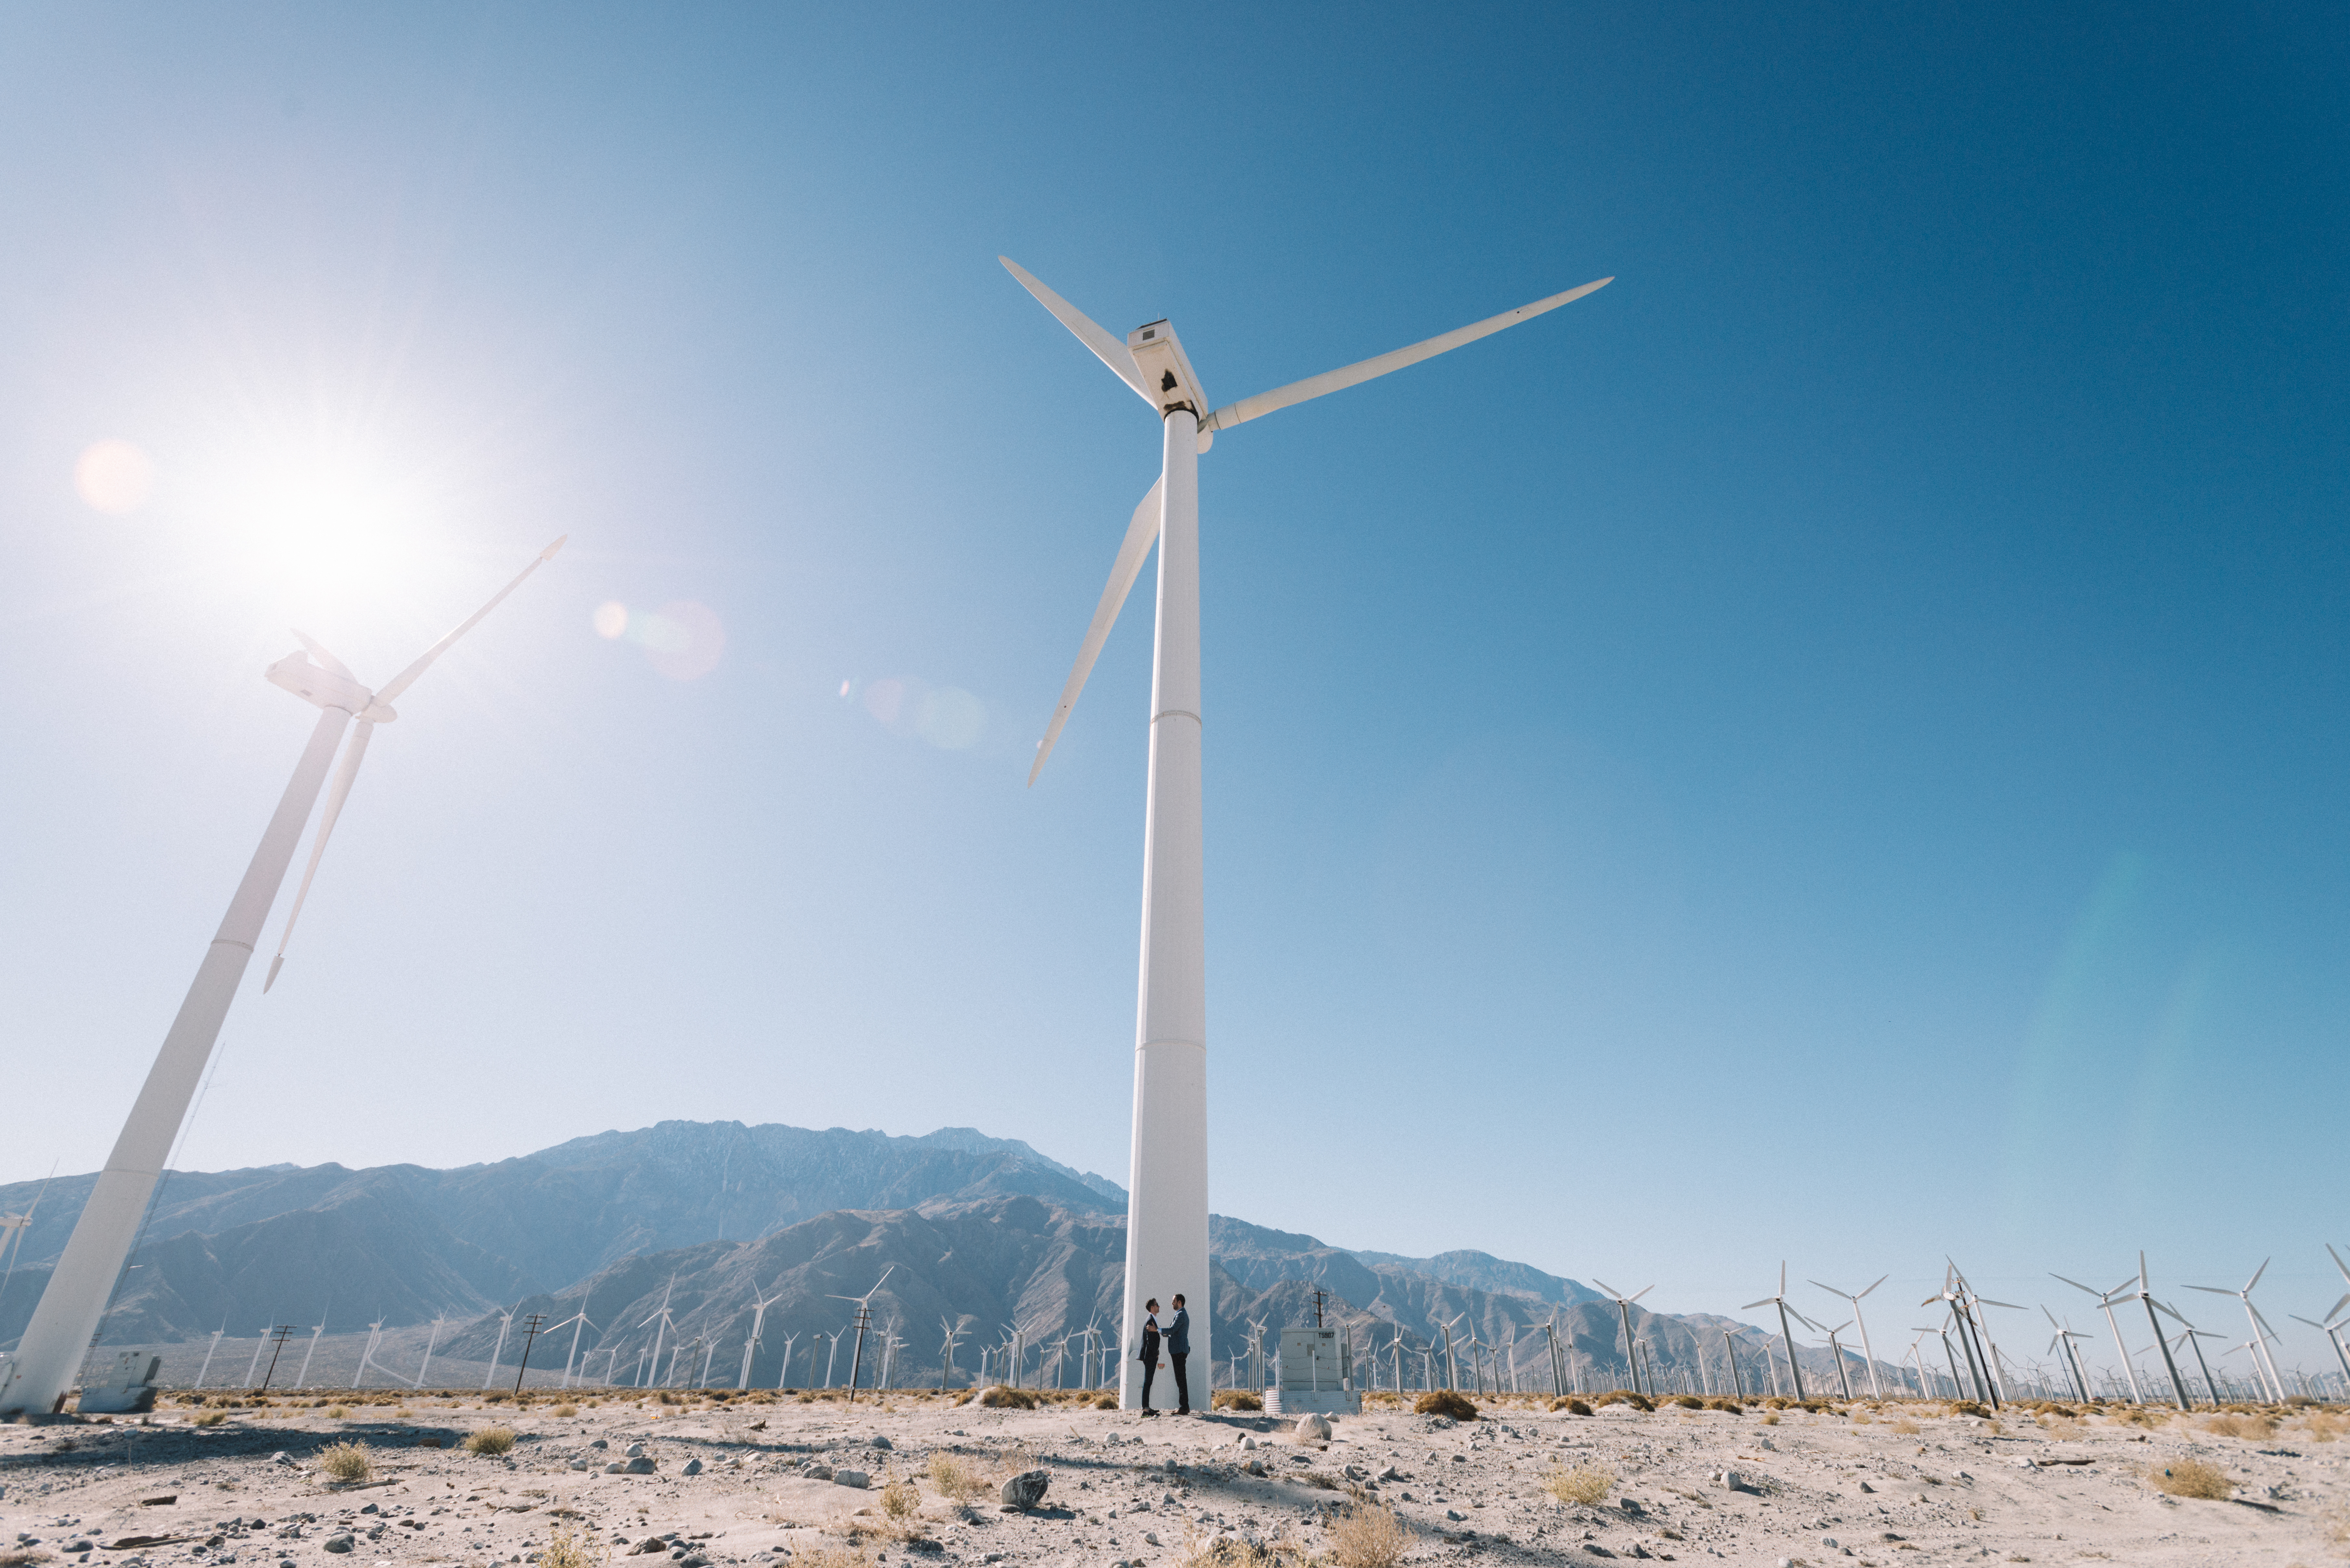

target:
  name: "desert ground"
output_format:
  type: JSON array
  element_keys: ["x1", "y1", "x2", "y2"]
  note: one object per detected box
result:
[{"x1": 3, "y1": 1388, "x2": 2343, "y2": 1568}]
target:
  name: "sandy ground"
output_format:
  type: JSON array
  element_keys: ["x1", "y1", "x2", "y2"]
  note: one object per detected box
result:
[{"x1": 2, "y1": 1392, "x2": 2343, "y2": 1567}]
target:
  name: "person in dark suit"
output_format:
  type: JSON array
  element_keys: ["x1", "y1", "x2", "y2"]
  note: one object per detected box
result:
[
  {"x1": 1137, "y1": 1299, "x2": 1162, "y2": 1416},
  {"x1": 1167, "y1": 1293, "x2": 1192, "y2": 1415}
]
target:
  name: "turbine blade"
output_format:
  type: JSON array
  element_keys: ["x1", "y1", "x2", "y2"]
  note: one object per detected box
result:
[
  {"x1": 1979, "y1": 1299, "x2": 2025, "y2": 1311},
  {"x1": 2329, "y1": 1243, "x2": 2350, "y2": 1285},
  {"x1": 292, "y1": 630, "x2": 354, "y2": 679},
  {"x1": 1740, "y1": 1298, "x2": 1774, "y2": 1312},
  {"x1": 2247, "y1": 1257, "x2": 2270, "y2": 1292},
  {"x1": 999, "y1": 257, "x2": 1151, "y2": 402},
  {"x1": 375, "y1": 538, "x2": 567, "y2": 706},
  {"x1": 2051, "y1": 1274, "x2": 2102, "y2": 1297},
  {"x1": 2152, "y1": 1299, "x2": 2189, "y2": 1325},
  {"x1": 264, "y1": 719, "x2": 374, "y2": 992},
  {"x1": 1591, "y1": 1280, "x2": 1623, "y2": 1298},
  {"x1": 1630, "y1": 1285, "x2": 1653, "y2": 1303},
  {"x1": 2327, "y1": 1292, "x2": 2350, "y2": 1323},
  {"x1": 1029, "y1": 478, "x2": 1164, "y2": 785},
  {"x1": 2181, "y1": 1285, "x2": 2232, "y2": 1296},
  {"x1": 1860, "y1": 1275, "x2": 1887, "y2": 1298},
  {"x1": 1199, "y1": 276, "x2": 1613, "y2": 434}
]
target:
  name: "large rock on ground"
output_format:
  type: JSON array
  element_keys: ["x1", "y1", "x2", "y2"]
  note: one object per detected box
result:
[
  {"x1": 999, "y1": 1469, "x2": 1050, "y2": 1510},
  {"x1": 1293, "y1": 1414, "x2": 1332, "y2": 1442}
]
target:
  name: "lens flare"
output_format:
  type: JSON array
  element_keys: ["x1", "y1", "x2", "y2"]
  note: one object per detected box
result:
[
  {"x1": 593, "y1": 602, "x2": 628, "y2": 639},
  {"x1": 75, "y1": 440, "x2": 155, "y2": 515},
  {"x1": 850, "y1": 675, "x2": 989, "y2": 749}
]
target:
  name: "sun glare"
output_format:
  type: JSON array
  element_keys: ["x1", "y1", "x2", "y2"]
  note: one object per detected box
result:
[
  {"x1": 196, "y1": 441, "x2": 435, "y2": 596},
  {"x1": 75, "y1": 439, "x2": 155, "y2": 515}
]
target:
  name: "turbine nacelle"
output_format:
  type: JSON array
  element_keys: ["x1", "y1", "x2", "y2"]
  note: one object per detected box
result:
[
  {"x1": 264, "y1": 652, "x2": 396, "y2": 723},
  {"x1": 1126, "y1": 320, "x2": 1211, "y2": 428}
]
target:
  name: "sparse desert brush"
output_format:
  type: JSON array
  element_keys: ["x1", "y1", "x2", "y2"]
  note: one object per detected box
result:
[
  {"x1": 1092, "y1": 1392, "x2": 1117, "y2": 1409},
  {"x1": 773, "y1": 1546, "x2": 873, "y2": 1568},
  {"x1": 1541, "y1": 1464, "x2": 1615, "y2": 1506},
  {"x1": 1550, "y1": 1397, "x2": 1593, "y2": 1416},
  {"x1": 1667, "y1": 1394, "x2": 1703, "y2": 1410},
  {"x1": 2, "y1": 1548, "x2": 57, "y2": 1567},
  {"x1": 1949, "y1": 1400, "x2": 1991, "y2": 1419},
  {"x1": 1213, "y1": 1390, "x2": 1263, "y2": 1411},
  {"x1": 1892, "y1": 1417, "x2": 1920, "y2": 1435},
  {"x1": 552, "y1": 1404, "x2": 578, "y2": 1417},
  {"x1": 190, "y1": 1410, "x2": 229, "y2": 1427},
  {"x1": 658, "y1": 1390, "x2": 682, "y2": 1405},
  {"x1": 538, "y1": 1528, "x2": 593, "y2": 1568},
  {"x1": 1324, "y1": 1503, "x2": 1414, "y2": 1568},
  {"x1": 977, "y1": 1385, "x2": 1037, "y2": 1410},
  {"x1": 1414, "y1": 1390, "x2": 1478, "y2": 1421},
  {"x1": 2204, "y1": 1412, "x2": 2277, "y2": 1441},
  {"x1": 1592, "y1": 1391, "x2": 1654, "y2": 1414},
  {"x1": 319, "y1": 1441, "x2": 374, "y2": 1483},
  {"x1": 464, "y1": 1426, "x2": 517, "y2": 1456},
  {"x1": 1759, "y1": 1412, "x2": 1780, "y2": 1425},
  {"x1": 927, "y1": 1454, "x2": 987, "y2": 1501},
  {"x1": 880, "y1": 1478, "x2": 919, "y2": 1520},
  {"x1": 2149, "y1": 1457, "x2": 2232, "y2": 1500},
  {"x1": 2297, "y1": 1409, "x2": 2344, "y2": 1442},
  {"x1": 1702, "y1": 1397, "x2": 1743, "y2": 1414},
  {"x1": 1851, "y1": 1406, "x2": 1872, "y2": 1424},
  {"x1": 325, "y1": 1404, "x2": 350, "y2": 1420}
]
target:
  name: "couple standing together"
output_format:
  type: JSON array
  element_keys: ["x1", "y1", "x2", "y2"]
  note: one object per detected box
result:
[{"x1": 1136, "y1": 1292, "x2": 1191, "y2": 1416}]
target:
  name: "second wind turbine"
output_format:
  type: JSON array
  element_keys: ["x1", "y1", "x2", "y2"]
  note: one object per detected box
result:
[{"x1": 1003, "y1": 256, "x2": 1611, "y2": 1410}]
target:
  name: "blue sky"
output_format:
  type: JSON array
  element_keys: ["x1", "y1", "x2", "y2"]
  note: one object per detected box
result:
[{"x1": 3, "y1": 2, "x2": 2346, "y2": 1377}]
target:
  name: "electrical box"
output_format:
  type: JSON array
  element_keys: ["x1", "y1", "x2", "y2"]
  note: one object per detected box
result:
[{"x1": 1265, "y1": 1324, "x2": 1361, "y2": 1416}]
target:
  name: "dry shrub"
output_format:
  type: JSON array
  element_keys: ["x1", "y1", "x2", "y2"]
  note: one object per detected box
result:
[
  {"x1": 464, "y1": 1425, "x2": 518, "y2": 1456},
  {"x1": 927, "y1": 1453, "x2": 988, "y2": 1501},
  {"x1": 2203, "y1": 1413, "x2": 2276, "y2": 1441},
  {"x1": 2149, "y1": 1458, "x2": 2232, "y2": 1500},
  {"x1": 1892, "y1": 1417, "x2": 1920, "y2": 1435},
  {"x1": 2, "y1": 1549, "x2": 56, "y2": 1568},
  {"x1": 2298, "y1": 1409, "x2": 2345, "y2": 1443},
  {"x1": 1325, "y1": 1503, "x2": 1414, "y2": 1568},
  {"x1": 1759, "y1": 1412, "x2": 1780, "y2": 1425},
  {"x1": 1703, "y1": 1397, "x2": 1744, "y2": 1414},
  {"x1": 1542, "y1": 1464, "x2": 1615, "y2": 1506},
  {"x1": 190, "y1": 1410, "x2": 228, "y2": 1427},
  {"x1": 1213, "y1": 1390, "x2": 1263, "y2": 1411},
  {"x1": 783, "y1": 1547, "x2": 874, "y2": 1568},
  {"x1": 325, "y1": 1404, "x2": 350, "y2": 1420},
  {"x1": 553, "y1": 1403, "x2": 578, "y2": 1417},
  {"x1": 1550, "y1": 1397, "x2": 1593, "y2": 1416},
  {"x1": 1413, "y1": 1390, "x2": 1478, "y2": 1421},
  {"x1": 539, "y1": 1528, "x2": 594, "y2": 1568},
  {"x1": 319, "y1": 1441, "x2": 373, "y2": 1483},
  {"x1": 977, "y1": 1385, "x2": 1036, "y2": 1410},
  {"x1": 879, "y1": 1478, "x2": 920, "y2": 1520}
]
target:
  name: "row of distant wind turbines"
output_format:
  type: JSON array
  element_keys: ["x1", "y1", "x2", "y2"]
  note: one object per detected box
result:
[{"x1": 130, "y1": 1241, "x2": 2350, "y2": 1411}]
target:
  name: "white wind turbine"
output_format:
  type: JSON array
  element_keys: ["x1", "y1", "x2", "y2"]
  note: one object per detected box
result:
[
  {"x1": 1810, "y1": 1274, "x2": 1888, "y2": 1398},
  {"x1": 2185, "y1": 1259, "x2": 2288, "y2": 1403},
  {"x1": 738, "y1": 1284, "x2": 780, "y2": 1390},
  {"x1": 2042, "y1": 1307, "x2": 2093, "y2": 1404},
  {"x1": 1004, "y1": 258, "x2": 1611, "y2": 1408},
  {"x1": 1744, "y1": 1264, "x2": 1818, "y2": 1402},
  {"x1": 353, "y1": 1318, "x2": 387, "y2": 1388},
  {"x1": 414, "y1": 1317, "x2": 445, "y2": 1390},
  {"x1": 641, "y1": 1277, "x2": 679, "y2": 1390},
  {"x1": 295, "y1": 1305, "x2": 330, "y2": 1390},
  {"x1": 774, "y1": 1331, "x2": 800, "y2": 1392},
  {"x1": 2053, "y1": 1269, "x2": 2143, "y2": 1403},
  {"x1": 194, "y1": 1318, "x2": 227, "y2": 1390},
  {"x1": 1591, "y1": 1281, "x2": 1654, "y2": 1397},
  {"x1": 554, "y1": 1310, "x2": 598, "y2": 1390},
  {"x1": 0, "y1": 540, "x2": 566, "y2": 1417},
  {"x1": 481, "y1": 1303, "x2": 517, "y2": 1390}
]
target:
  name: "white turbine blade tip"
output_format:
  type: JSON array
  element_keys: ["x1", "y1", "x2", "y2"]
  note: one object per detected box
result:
[
  {"x1": 263, "y1": 954, "x2": 285, "y2": 992},
  {"x1": 541, "y1": 535, "x2": 569, "y2": 560}
]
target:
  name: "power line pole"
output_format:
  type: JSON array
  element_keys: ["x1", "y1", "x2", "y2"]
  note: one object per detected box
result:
[{"x1": 513, "y1": 1313, "x2": 550, "y2": 1394}]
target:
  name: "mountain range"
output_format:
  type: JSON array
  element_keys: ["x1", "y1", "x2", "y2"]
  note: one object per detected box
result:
[{"x1": 0, "y1": 1120, "x2": 1869, "y2": 1394}]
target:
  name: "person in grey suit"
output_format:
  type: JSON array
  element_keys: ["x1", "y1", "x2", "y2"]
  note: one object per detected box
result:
[{"x1": 1167, "y1": 1293, "x2": 1192, "y2": 1415}]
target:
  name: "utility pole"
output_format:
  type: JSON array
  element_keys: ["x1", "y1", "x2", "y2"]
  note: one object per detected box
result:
[
  {"x1": 513, "y1": 1313, "x2": 550, "y2": 1394},
  {"x1": 257, "y1": 1325, "x2": 297, "y2": 1393}
]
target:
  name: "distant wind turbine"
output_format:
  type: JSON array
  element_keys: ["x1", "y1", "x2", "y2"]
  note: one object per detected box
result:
[
  {"x1": 1810, "y1": 1275, "x2": 1888, "y2": 1398},
  {"x1": 2184, "y1": 1259, "x2": 2287, "y2": 1403},
  {"x1": 1744, "y1": 1264, "x2": 1817, "y2": 1402},
  {"x1": 1592, "y1": 1281, "x2": 1654, "y2": 1398},
  {"x1": 738, "y1": 1284, "x2": 780, "y2": 1390},
  {"x1": 0, "y1": 541, "x2": 565, "y2": 1417}
]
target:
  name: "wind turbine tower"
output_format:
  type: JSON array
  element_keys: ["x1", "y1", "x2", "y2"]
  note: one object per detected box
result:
[
  {"x1": 1002, "y1": 258, "x2": 1610, "y2": 1407},
  {"x1": 0, "y1": 541, "x2": 565, "y2": 1417}
]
